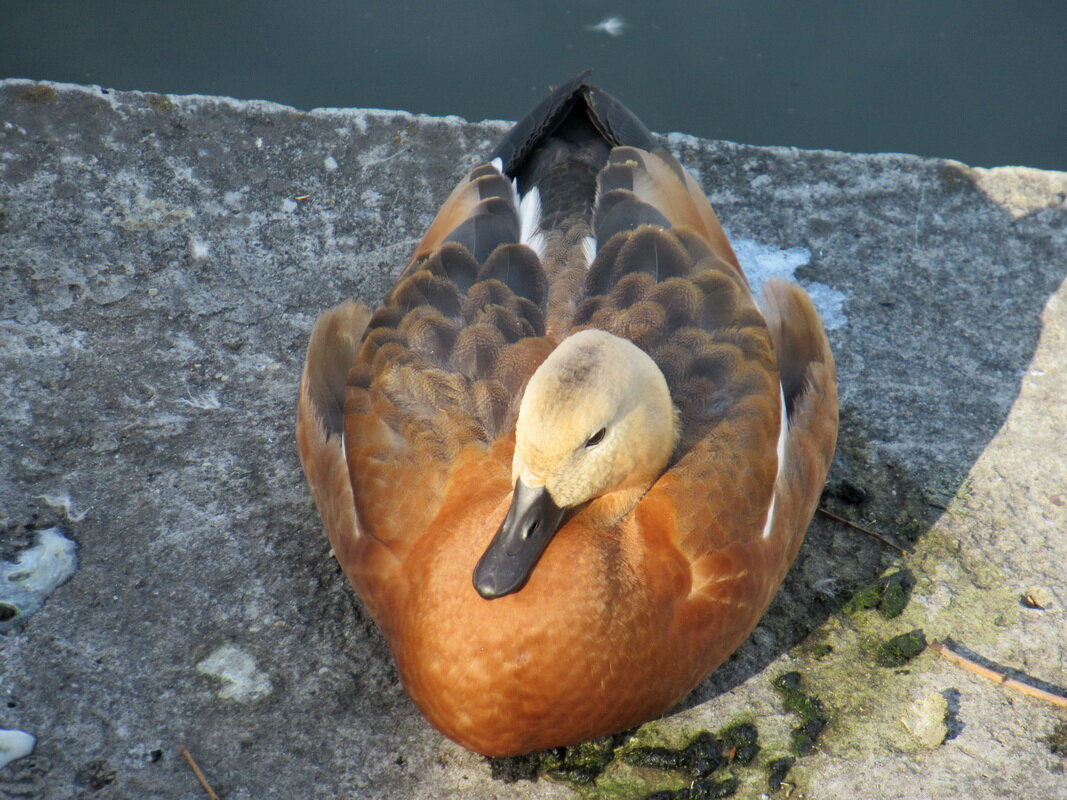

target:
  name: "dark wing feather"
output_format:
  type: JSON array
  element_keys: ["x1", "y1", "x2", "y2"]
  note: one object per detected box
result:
[
  {"x1": 594, "y1": 191, "x2": 671, "y2": 246},
  {"x1": 478, "y1": 243, "x2": 548, "y2": 306},
  {"x1": 297, "y1": 300, "x2": 404, "y2": 624},
  {"x1": 761, "y1": 280, "x2": 839, "y2": 561},
  {"x1": 573, "y1": 144, "x2": 784, "y2": 568},
  {"x1": 445, "y1": 197, "x2": 520, "y2": 264},
  {"x1": 342, "y1": 160, "x2": 552, "y2": 552}
]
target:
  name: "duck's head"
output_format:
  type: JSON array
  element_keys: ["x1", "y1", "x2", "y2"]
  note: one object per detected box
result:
[{"x1": 473, "y1": 329, "x2": 679, "y2": 599}]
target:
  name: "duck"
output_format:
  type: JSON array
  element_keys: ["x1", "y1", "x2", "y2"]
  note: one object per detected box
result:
[{"x1": 296, "y1": 75, "x2": 838, "y2": 758}]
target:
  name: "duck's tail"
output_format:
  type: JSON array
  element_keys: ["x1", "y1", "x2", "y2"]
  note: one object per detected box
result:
[
  {"x1": 490, "y1": 74, "x2": 742, "y2": 275},
  {"x1": 487, "y1": 74, "x2": 658, "y2": 245},
  {"x1": 491, "y1": 72, "x2": 656, "y2": 190}
]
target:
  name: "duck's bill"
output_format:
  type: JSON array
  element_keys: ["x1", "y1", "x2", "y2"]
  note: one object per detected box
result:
[{"x1": 473, "y1": 479, "x2": 566, "y2": 599}]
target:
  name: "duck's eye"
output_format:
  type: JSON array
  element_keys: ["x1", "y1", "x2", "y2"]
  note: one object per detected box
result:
[{"x1": 585, "y1": 428, "x2": 607, "y2": 448}]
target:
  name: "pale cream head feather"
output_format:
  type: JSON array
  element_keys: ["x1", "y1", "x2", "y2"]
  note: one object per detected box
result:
[{"x1": 513, "y1": 329, "x2": 679, "y2": 508}]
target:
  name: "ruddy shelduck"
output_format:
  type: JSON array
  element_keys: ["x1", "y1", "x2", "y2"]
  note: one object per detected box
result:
[{"x1": 297, "y1": 76, "x2": 838, "y2": 757}]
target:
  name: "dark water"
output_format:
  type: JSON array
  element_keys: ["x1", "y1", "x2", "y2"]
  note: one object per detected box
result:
[{"x1": 3, "y1": 0, "x2": 1065, "y2": 170}]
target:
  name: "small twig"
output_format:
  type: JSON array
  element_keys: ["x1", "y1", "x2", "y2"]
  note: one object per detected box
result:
[
  {"x1": 180, "y1": 746, "x2": 222, "y2": 800},
  {"x1": 817, "y1": 507, "x2": 911, "y2": 555},
  {"x1": 930, "y1": 640, "x2": 1067, "y2": 708}
]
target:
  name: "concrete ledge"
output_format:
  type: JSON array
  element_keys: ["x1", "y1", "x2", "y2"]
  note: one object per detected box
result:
[{"x1": 1, "y1": 79, "x2": 1065, "y2": 799}]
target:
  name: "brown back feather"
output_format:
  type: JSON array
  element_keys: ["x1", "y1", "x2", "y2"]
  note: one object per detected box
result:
[
  {"x1": 339, "y1": 133, "x2": 786, "y2": 549},
  {"x1": 315, "y1": 130, "x2": 828, "y2": 588}
]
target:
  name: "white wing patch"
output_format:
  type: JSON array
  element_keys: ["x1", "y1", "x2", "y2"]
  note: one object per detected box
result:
[
  {"x1": 581, "y1": 235, "x2": 597, "y2": 266},
  {"x1": 518, "y1": 186, "x2": 545, "y2": 258},
  {"x1": 761, "y1": 384, "x2": 788, "y2": 538}
]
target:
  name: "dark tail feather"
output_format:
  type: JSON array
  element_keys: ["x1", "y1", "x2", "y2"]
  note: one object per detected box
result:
[{"x1": 492, "y1": 73, "x2": 656, "y2": 183}]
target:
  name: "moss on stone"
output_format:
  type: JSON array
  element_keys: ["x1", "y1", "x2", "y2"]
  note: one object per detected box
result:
[
  {"x1": 809, "y1": 643, "x2": 834, "y2": 659},
  {"x1": 876, "y1": 629, "x2": 927, "y2": 667},
  {"x1": 842, "y1": 570, "x2": 913, "y2": 618},
  {"x1": 638, "y1": 775, "x2": 739, "y2": 800},
  {"x1": 772, "y1": 672, "x2": 829, "y2": 756},
  {"x1": 690, "y1": 776, "x2": 739, "y2": 798},
  {"x1": 19, "y1": 84, "x2": 56, "y2": 104},
  {"x1": 148, "y1": 94, "x2": 175, "y2": 112},
  {"x1": 842, "y1": 582, "x2": 882, "y2": 613},
  {"x1": 621, "y1": 730, "x2": 725, "y2": 780},
  {"x1": 772, "y1": 672, "x2": 821, "y2": 719},
  {"x1": 592, "y1": 765, "x2": 688, "y2": 800},
  {"x1": 782, "y1": 519, "x2": 1019, "y2": 763},
  {"x1": 879, "y1": 580, "x2": 908, "y2": 618},
  {"x1": 486, "y1": 752, "x2": 541, "y2": 783},
  {"x1": 622, "y1": 745, "x2": 689, "y2": 772},
  {"x1": 542, "y1": 736, "x2": 621, "y2": 784},
  {"x1": 720, "y1": 722, "x2": 759, "y2": 765},
  {"x1": 767, "y1": 756, "x2": 795, "y2": 793}
]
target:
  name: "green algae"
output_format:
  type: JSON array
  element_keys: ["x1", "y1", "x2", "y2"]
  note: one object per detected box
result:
[
  {"x1": 503, "y1": 714, "x2": 805, "y2": 799},
  {"x1": 842, "y1": 570, "x2": 913, "y2": 618},
  {"x1": 487, "y1": 752, "x2": 542, "y2": 784},
  {"x1": 542, "y1": 736, "x2": 621, "y2": 784},
  {"x1": 622, "y1": 730, "x2": 725, "y2": 780},
  {"x1": 879, "y1": 580, "x2": 908, "y2": 618},
  {"x1": 841, "y1": 581, "x2": 882, "y2": 613},
  {"x1": 769, "y1": 508, "x2": 1021, "y2": 766},
  {"x1": 643, "y1": 780, "x2": 738, "y2": 800},
  {"x1": 588, "y1": 765, "x2": 688, "y2": 800},
  {"x1": 876, "y1": 629, "x2": 927, "y2": 667},
  {"x1": 487, "y1": 731, "x2": 630, "y2": 785},
  {"x1": 577, "y1": 719, "x2": 769, "y2": 799},
  {"x1": 766, "y1": 756, "x2": 795, "y2": 793},
  {"x1": 772, "y1": 673, "x2": 824, "y2": 722},
  {"x1": 18, "y1": 84, "x2": 56, "y2": 104},
  {"x1": 720, "y1": 722, "x2": 759, "y2": 765},
  {"x1": 688, "y1": 776, "x2": 739, "y2": 798},
  {"x1": 148, "y1": 94, "x2": 175, "y2": 112},
  {"x1": 771, "y1": 672, "x2": 829, "y2": 756},
  {"x1": 808, "y1": 643, "x2": 834, "y2": 660},
  {"x1": 485, "y1": 727, "x2": 690, "y2": 794},
  {"x1": 642, "y1": 779, "x2": 737, "y2": 800}
]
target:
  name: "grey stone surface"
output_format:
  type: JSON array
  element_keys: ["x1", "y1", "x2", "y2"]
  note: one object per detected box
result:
[{"x1": 1, "y1": 79, "x2": 1064, "y2": 799}]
